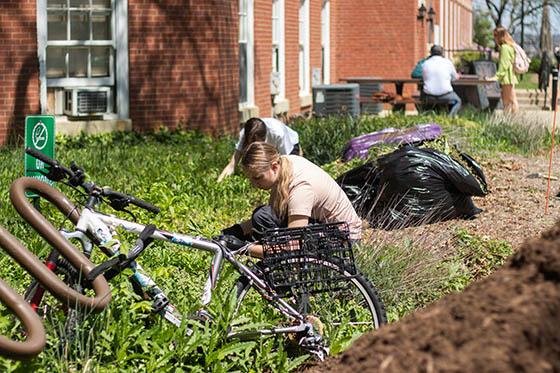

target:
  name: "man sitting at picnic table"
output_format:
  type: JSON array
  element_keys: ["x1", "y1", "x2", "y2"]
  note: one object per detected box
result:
[{"x1": 421, "y1": 45, "x2": 462, "y2": 117}]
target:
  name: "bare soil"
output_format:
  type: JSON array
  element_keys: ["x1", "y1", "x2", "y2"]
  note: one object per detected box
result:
[
  {"x1": 365, "y1": 152, "x2": 560, "y2": 254},
  {"x1": 308, "y1": 153, "x2": 560, "y2": 372}
]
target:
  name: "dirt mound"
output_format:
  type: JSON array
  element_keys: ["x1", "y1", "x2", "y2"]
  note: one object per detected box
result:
[{"x1": 309, "y1": 221, "x2": 560, "y2": 373}]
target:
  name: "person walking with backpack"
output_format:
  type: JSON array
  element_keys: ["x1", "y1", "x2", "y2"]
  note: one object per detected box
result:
[{"x1": 489, "y1": 27, "x2": 521, "y2": 113}]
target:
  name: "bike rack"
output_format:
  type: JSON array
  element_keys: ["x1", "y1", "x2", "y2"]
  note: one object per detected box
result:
[
  {"x1": 0, "y1": 177, "x2": 113, "y2": 360},
  {"x1": 0, "y1": 277, "x2": 45, "y2": 360},
  {"x1": 9, "y1": 177, "x2": 111, "y2": 311}
]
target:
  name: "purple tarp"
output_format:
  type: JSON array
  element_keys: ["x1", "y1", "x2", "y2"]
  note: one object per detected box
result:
[{"x1": 342, "y1": 123, "x2": 442, "y2": 162}]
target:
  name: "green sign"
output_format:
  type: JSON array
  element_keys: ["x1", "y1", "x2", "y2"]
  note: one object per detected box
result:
[{"x1": 24, "y1": 116, "x2": 55, "y2": 196}]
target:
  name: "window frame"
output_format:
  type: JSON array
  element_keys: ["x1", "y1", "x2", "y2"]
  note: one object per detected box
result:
[
  {"x1": 321, "y1": 0, "x2": 330, "y2": 84},
  {"x1": 271, "y1": 0, "x2": 285, "y2": 99},
  {"x1": 37, "y1": 0, "x2": 129, "y2": 119},
  {"x1": 298, "y1": 0, "x2": 310, "y2": 97},
  {"x1": 239, "y1": 0, "x2": 254, "y2": 108}
]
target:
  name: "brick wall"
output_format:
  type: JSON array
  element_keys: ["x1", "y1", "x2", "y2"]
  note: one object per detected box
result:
[
  {"x1": 252, "y1": 0, "x2": 326, "y2": 119},
  {"x1": 254, "y1": 1, "x2": 273, "y2": 116},
  {"x1": 331, "y1": 0, "x2": 426, "y2": 107},
  {"x1": 284, "y1": 0, "x2": 301, "y2": 116},
  {"x1": 0, "y1": 0, "x2": 473, "y2": 146},
  {"x1": 128, "y1": 0, "x2": 239, "y2": 136},
  {"x1": 332, "y1": 0, "x2": 423, "y2": 81},
  {"x1": 0, "y1": 1, "x2": 40, "y2": 145}
]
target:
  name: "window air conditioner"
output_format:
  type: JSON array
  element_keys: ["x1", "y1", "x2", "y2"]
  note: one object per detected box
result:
[
  {"x1": 64, "y1": 87, "x2": 113, "y2": 117},
  {"x1": 312, "y1": 83, "x2": 360, "y2": 116}
]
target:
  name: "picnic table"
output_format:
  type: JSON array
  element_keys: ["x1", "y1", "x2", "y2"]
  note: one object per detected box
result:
[{"x1": 343, "y1": 76, "x2": 495, "y2": 112}]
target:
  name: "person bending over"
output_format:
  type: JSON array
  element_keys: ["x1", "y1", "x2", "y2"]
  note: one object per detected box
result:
[
  {"x1": 421, "y1": 44, "x2": 462, "y2": 117},
  {"x1": 217, "y1": 117, "x2": 301, "y2": 182},
  {"x1": 223, "y1": 142, "x2": 362, "y2": 257}
]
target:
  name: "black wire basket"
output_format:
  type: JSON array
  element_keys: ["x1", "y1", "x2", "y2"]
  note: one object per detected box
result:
[{"x1": 261, "y1": 222, "x2": 357, "y2": 296}]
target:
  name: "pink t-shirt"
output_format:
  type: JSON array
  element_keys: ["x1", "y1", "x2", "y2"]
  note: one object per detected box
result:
[{"x1": 286, "y1": 155, "x2": 362, "y2": 239}]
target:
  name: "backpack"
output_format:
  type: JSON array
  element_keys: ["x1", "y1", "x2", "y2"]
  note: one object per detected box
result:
[
  {"x1": 512, "y1": 43, "x2": 530, "y2": 74},
  {"x1": 410, "y1": 58, "x2": 426, "y2": 79}
]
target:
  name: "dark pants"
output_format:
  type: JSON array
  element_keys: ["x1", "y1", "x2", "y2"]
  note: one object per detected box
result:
[
  {"x1": 251, "y1": 205, "x2": 326, "y2": 240},
  {"x1": 251, "y1": 206, "x2": 360, "y2": 250},
  {"x1": 421, "y1": 91, "x2": 462, "y2": 117},
  {"x1": 290, "y1": 143, "x2": 301, "y2": 155},
  {"x1": 251, "y1": 205, "x2": 287, "y2": 241}
]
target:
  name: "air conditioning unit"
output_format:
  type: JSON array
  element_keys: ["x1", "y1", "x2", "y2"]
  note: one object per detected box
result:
[
  {"x1": 344, "y1": 78, "x2": 384, "y2": 115},
  {"x1": 312, "y1": 84, "x2": 360, "y2": 117},
  {"x1": 64, "y1": 87, "x2": 113, "y2": 117}
]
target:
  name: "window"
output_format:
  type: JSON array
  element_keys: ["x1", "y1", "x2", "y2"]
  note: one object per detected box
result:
[
  {"x1": 298, "y1": 0, "x2": 310, "y2": 96},
  {"x1": 37, "y1": 0, "x2": 128, "y2": 118},
  {"x1": 321, "y1": 0, "x2": 330, "y2": 84},
  {"x1": 239, "y1": 0, "x2": 254, "y2": 106},
  {"x1": 271, "y1": 0, "x2": 285, "y2": 98}
]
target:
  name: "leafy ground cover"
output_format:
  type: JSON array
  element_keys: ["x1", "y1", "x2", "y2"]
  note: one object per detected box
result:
[{"x1": 0, "y1": 112, "x2": 553, "y2": 371}]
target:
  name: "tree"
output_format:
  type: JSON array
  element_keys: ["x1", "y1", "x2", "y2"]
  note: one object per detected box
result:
[
  {"x1": 473, "y1": 12, "x2": 494, "y2": 47},
  {"x1": 481, "y1": 0, "x2": 560, "y2": 31},
  {"x1": 540, "y1": 0, "x2": 552, "y2": 53}
]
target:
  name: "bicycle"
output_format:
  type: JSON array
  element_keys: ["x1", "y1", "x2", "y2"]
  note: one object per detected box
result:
[{"x1": 16, "y1": 147, "x2": 387, "y2": 359}]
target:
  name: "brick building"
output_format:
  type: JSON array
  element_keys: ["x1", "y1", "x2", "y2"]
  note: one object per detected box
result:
[{"x1": 0, "y1": 0, "x2": 472, "y2": 146}]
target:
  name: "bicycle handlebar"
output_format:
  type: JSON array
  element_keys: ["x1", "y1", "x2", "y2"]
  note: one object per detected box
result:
[
  {"x1": 25, "y1": 148, "x2": 160, "y2": 214},
  {"x1": 102, "y1": 188, "x2": 160, "y2": 214},
  {"x1": 86, "y1": 224, "x2": 157, "y2": 282}
]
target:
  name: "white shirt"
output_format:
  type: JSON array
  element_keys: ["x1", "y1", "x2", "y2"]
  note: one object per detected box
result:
[
  {"x1": 235, "y1": 118, "x2": 299, "y2": 155},
  {"x1": 421, "y1": 55, "x2": 458, "y2": 96}
]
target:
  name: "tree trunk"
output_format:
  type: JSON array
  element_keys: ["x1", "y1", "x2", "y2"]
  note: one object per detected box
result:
[{"x1": 540, "y1": 0, "x2": 552, "y2": 54}]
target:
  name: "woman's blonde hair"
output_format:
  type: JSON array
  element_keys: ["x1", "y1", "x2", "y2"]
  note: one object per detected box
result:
[
  {"x1": 493, "y1": 26, "x2": 515, "y2": 46},
  {"x1": 240, "y1": 142, "x2": 293, "y2": 219}
]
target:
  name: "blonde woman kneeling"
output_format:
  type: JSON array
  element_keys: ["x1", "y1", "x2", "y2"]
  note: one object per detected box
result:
[{"x1": 224, "y1": 142, "x2": 362, "y2": 258}]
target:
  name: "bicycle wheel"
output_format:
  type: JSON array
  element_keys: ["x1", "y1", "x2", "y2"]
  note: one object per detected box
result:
[{"x1": 233, "y1": 259, "x2": 387, "y2": 355}]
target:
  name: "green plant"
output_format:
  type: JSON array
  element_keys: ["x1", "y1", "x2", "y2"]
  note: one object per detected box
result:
[
  {"x1": 0, "y1": 112, "x2": 538, "y2": 370},
  {"x1": 529, "y1": 56, "x2": 541, "y2": 74},
  {"x1": 355, "y1": 228, "x2": 513, "y2": 322},
  {"x1": 453, "y1": 51, "x2": 486, "y2": 72}
]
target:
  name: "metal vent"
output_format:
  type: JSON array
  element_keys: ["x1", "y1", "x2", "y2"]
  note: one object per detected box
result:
[
  {"x1": 77, "y1": 90, "x2": 108, "y2": 114},
  {"x1": 344, "y1": 78, "x2": 383, "y2": 115},
  {"x1": 312, "y1": 84, "x2": 360, "y2": 117},
  {"x1": 64, "y1": 87, "x2": 113, "y2": 117}
]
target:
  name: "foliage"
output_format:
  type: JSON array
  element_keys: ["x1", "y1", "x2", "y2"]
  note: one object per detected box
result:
[
  {"x1": 473, "y1": 11, "x2": 494, "y2": 48},
  {"x1": 529, "y1": 56, "x2": 541, "y2": 73},
  {"x1": 291, "y1": 111, "x2": 552, "y2": 167},
  {"x1": 0, "y1": 111, "x2": 549, "y2": 370},
  {"x1": 453, "y1": 51, "x2": 487, "y2": 73},
  {"x1": 356, "y1": 229, "x2": 513, "y2": 322}
]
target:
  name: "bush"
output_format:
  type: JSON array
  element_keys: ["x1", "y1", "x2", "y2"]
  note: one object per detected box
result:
[
  {"x1": 529, "y1": 56, "x2": 541, "y2": 74},
  {"x1": 453, "y1": 51, "x2": 487, "y2": 73}
]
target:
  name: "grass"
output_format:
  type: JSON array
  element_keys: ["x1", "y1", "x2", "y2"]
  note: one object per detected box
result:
[
  {"x1": 356, "y1": 228, "x2": 513, "y2": 321},
  {"x1": 0, "y1": 111, "x2": 551, "y2": 371}
]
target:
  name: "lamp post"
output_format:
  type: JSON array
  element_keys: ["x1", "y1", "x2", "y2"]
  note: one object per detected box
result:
[
  {"x1": 552, "y1": 47, "x2": 560, "y2": 111},
  {"x1": 417, "y1": 3, "x2": 426, "y2": 20},
  {"x1": 427, "y1": 6, "x2": 436, "y2": 44}
]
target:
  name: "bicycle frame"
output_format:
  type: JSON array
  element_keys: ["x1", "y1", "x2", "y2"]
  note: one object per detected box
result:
[{"x1": 65, "y1": 206, "x2": 315, "y2": 339}]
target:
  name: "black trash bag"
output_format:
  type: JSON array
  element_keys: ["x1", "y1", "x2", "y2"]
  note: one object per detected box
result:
[{"x1": 337, "y1": 145, "x2": 488, "y2": 230}]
